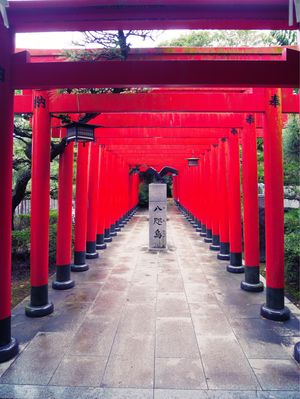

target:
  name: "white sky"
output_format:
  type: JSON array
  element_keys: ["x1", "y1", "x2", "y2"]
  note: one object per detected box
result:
[{"x1": 16, "y1": 30, "x2": 188, "y2": 49}]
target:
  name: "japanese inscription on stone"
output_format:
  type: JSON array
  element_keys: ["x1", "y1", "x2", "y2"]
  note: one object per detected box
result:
[{"x1": 149, "y1": 183, "x2": 167, "y2": 250}]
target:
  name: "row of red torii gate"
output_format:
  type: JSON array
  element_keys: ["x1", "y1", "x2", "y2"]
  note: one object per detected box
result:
[{"x1": 0, "y1": 41, "x2": 299, "y2": 365}]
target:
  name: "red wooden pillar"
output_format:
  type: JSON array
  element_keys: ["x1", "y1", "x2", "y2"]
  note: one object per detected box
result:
[
  {"x1": 0, "y1": 27, "x2": 19, "y2": 362},
  {"x1": 200, "y1": 155, "x2": 207, "y2": 237},
  {"x1": 227, "y1": 128, "x2": 244, "y2": 273},
  {"x1": 118, "y1": 161, "x2": 127, "y2": 226},
  {"x1": 114, "y1": 157, "x2": 122, "y2": 232},
  {"x1": 196, "y1": 157, "x2": 203, "y2": 232},
  {"x1": 86, "y1": 142, "x2": 100, "y2": 259},
  {"x1": 261, "y1": 88, "x2": 290, "y2": 321},
  {"x1": 72, "y1": 142, "x2": 90, "y2": 272},
  {"x1": 241, "y1": 115, "x2": 264, "y2": 292},
  {"x1": 26, "y1": 90, "x2": 54, "y2": 317},
  {"x1": 52, "y1": 130, "x2": 75, "y2": 290},
  {"x1": 217, "y1": 138, "x2": 230, "y2": 261},
  {"x1": 204, "y1": 150, "x2": 213, "y2": 243},
  {"x1": 109, "y1": 154, "x2": 117, "y2": 237},
  {"x1": 104, "y1": 151, "x2": 113, "y2": 242},
  {"x1": 210, "y1": 144, "x2": 221, "y2": 251},
  {"x1": 189, "y1": 164, "x2": 197, "y2": 224},
  {"x1": 194, "y1": 164, "x2": 202, "y2": 231},
  {"x1": 124, "y1": 170, "x2": 132, "y2": 222},
  {"x1": 96, "y1": 146, "x2": 107, "y2": 250}
]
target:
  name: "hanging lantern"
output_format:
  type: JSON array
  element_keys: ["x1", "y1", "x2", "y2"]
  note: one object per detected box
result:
[
  {"x1": 187, "y1": 157, "x2": 199, "y2": 167},
  {"x1": 64, "y1": 121, "x2": 98, "y2": 143}
]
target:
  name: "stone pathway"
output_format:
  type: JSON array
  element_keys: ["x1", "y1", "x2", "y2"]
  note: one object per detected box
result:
[{"x1": 0, "y1": 203, "x2": 299, "y2": 398}]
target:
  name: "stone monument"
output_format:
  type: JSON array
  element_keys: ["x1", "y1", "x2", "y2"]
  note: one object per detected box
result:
[{"x1": 149, "y1": 183, "x2": 167, "y2": 250}]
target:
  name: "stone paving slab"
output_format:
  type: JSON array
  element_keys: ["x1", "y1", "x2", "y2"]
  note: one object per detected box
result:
[{"x1": 0, "y1": 204, "x2": 299, "y2": 398}]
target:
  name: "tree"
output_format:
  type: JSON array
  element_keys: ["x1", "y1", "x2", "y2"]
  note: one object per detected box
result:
[
  {"x1": 12, "y1": 114, "x2": 66, "y2": 228},
  {"x1": 267, "y1": 30, "x2": 298, "y2": 46},
  {"x1": 65, "y1": 30, "x2": 155, "y2": 62},
  {"x1": 13, "y1": 30, "x2": 155, "y2": 226},
  {"x1": 159, "y1": 29, "x2": 298, "y2": 47},
  {"x1": 159, "y1": 30, "x2": 272, "y2": 47}
]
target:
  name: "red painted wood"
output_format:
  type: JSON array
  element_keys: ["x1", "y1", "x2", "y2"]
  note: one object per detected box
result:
[
  {"x1": 242, "y1": 116, "x2": 260, "y2": 267},
  {"x1": 211, "y1": 145, "x2": 220, "y2": 237},
  {"x1": 228, "y1": 129, "x2": 242, "y2": 254},
  {"x1": 19, "y1": 47, "x2": 290, "y2": 63},
  {"x1": 86, "y1": 143, "x2": 100, "y2": 243},
  {"x1": 204, "y1": 151, "x2": 212, "y2": 232},
  {"x1": 56, "y1": 137, "x2": 74, "y2": 266},
  {"x1": 14, "y1": 92, "x2": 299, "y2": 114},
  {"x1": 9, "y1": 1, "x2": 298, "y2": 32},
  {"x1": 264, "y1": 89, "x2": 285, "y2": 289},
  {"x1": 74, "y1": 143, "x2": 90, "y2": 252},
  {"x1": 218, "y1": 138, "x2": 230, "y2": 244},
  {"x1": 11, "y1": 50, "x2": 299, "y2": 89},
  {"x1": 0, "y1": 28, "x2": 15, "y2": 320},
  {"x1": 96, "y1": 147, "x2": 106, "y2": 237},
  {"x1": 30, "y1": 90, "x2": 51, "y2": 286}
]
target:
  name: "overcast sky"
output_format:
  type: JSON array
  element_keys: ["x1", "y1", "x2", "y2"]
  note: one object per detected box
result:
[{"x1": 16, "y1": 30, "x2": 188, "y2": 49}]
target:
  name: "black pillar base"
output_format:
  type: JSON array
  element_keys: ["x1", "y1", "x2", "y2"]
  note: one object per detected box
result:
[
  {"x1": 294, "y1": 342, "x2": 300, "y2": 363},
  {"x1": 110, "y1": 224, "x2": 117, "y2": 237},
  {"x1": 96, "y1": 234, "x2": 107, "y2": 250},
  {"x1": 204, "y1": 229, "x2": 212, "y2": 243},
  {"x1": 241, "y1": 266, "x2": 264, "y2": 292},
  {"x1": 104, "y1": 228, "x2": 113, "y2": 243},
  {"x1": 209, "y1": 235, "x2": 220, "y2": 251},
  {"x1": 260, "y1": 304, "x2": 290, "y2": 321},
  {"x1": 86, "y1": 241, "x2": 99, "y2": 259},
  {"x1": 52, "y1": 264, "x2": 75, "y2": 290},
  {"x1": 115, "y1": 220, "x2": 122, "y2": 231},
  {"x1": 86, "y1": 252, "x2": 99, "y2": 259},
  {"x1": 217, "y1": 242, "x2": 230, "y2": 260},
  {"x1": 71, "y1": 251, "x2": 89, "y2": 272},
  {"x1": 227, "y1": 252, "x2": 244, "y2": 273},
  {"x1": 0, "y1": 337, "x2": 19, "y2": 364},
  {"x1": 227, "y1": 264, "x2": 245, "y2": 273},
  {"x1": 0, "y1": 317, "x2": 19, "y2": 363},
  {"x1": 25, "y1": 285, "x2": 54, "y2": 318},
  {"x1": 217, "y1": 253, "x2": 230, "y2": 261},
  {"x1": 210, "y1": 244, "x2": 220, "y2": 251},
  {"x1": 241, "y1": 280, "x2": 264, "y2": 292},
  {"x1": 96, "y1": 243, "x2": 107, "y2": 250},
  {"x1": 260, "y1": 287, "x2": 290, "y2": 321},
  {"x1": 200, "y1": 224, "x2": 207, "y2": 237}
]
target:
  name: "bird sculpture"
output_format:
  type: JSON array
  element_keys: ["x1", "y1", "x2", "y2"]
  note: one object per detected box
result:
[
  {"x1": 140, "y1": 166, "x2": 178, "y2": 183},
  {"x1": 0, "y1": 0, "x2": 9, "y2": 28}
]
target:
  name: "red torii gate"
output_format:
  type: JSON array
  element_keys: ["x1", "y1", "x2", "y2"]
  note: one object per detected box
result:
[
  {"x1": 12, "y1": 84, "x2": 297, "y2": 317},
  {"x1": 0, "y1": 0, "x2": 299, "y2": 362}
]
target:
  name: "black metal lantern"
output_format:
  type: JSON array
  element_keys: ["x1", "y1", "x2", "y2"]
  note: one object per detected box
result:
[
  {"x1": 64, "y1": 122, "x2": 98, "y2": 143},
  {"x1": 187, "y1": 157, "x2": 199, "y2": 167}
]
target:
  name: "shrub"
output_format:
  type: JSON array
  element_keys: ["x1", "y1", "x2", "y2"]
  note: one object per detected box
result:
[
  {"x1": 49, "y1": 209, "x2": 58, "y2": 225},
  {"x1": 12, "y1": 228, "x2": 30, "y2": 260},
  {"x1": 12, "y1": 224, "x2": 58, "y2": 266},
  {"x1": 284, "y1": 209, "x2": 300, "y2": 234},
  {"x1": 284, "y1": 209, "x2": 300, "y2": 292},
  {"x1": 14, "y1": 214, "x2": 31, "y2": 230},
  {"x1": 139, "y1": 183, "x2": 149, "y2": 207},
  {"x1": 285, "y1": 232, "x2": 300, "y2": 290},
  {"x1": 49, "y1": 224, "x2": 57, "y2": 265}
]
